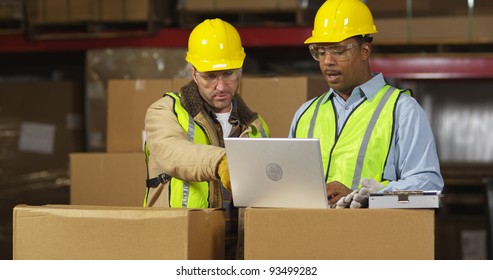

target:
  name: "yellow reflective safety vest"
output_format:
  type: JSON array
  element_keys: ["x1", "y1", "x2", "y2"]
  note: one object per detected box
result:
[
  {"x1": 145, "y1": 92, "x2": 268, "y2": 208},
  {"x1": 294, "y1": 85, "x2": 411, "y2": 190}
]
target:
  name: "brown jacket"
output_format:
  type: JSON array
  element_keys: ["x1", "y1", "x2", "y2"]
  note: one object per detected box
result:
[{"x1": 144, "y1": 80, "x2": 268, "y2": 208}]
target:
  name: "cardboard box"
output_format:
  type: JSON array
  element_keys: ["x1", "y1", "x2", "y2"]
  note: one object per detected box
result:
[
  {"x1": 107, "y1": 79, "x2": 171, "y2": 152},
  {"x1": 240, "y1": 76, "x2": 328, "y2": 138},
  {"x1": 26, "y1": 0, "x2": 95, "y2": 24},
  {"x1": 0, "y1": 0, "x2": 23, "y2": 21},
  {"x1": 85, "y1": 49, "x2": 189, "y2": 152},
  {"x1": 366, "y1": 0, "x2": 431, "y2": 18},
  {"x1": 215, "y1": 0, "x2": 299, "y2": 11},
  {"x1": 0, "y1": 81, "x2": 84, "y2": 176},
  {"x1": 374, "y1": 15, "x2": 493, "y2": 45},
  {"x1": 244, "y1": 208, "x2": 435, "y2": 260},
  {"x1": 182, "y1": 0, "x2": 299, "y2": 12},
  {"x1": 13, "y1": 204, "x2": 225, "y2": 260},
  {"x1": 98, "y1": 0, "x2": 149, "y2": 22},
  {"x1": 366, "y1": 0, "x2": 493, "y2": 18},
  {"x1": 69, "y1": 153, "x2": 146, "y2": 206},
  {"x1": 26, "y1": 0, "x2": 151, "y2": 24},
  {"x1": 106, "y1": 76, "x2": 324, "y2": 151},
  {"x1": 106, "y1": 79, "x2": 190, "y2": 153}
]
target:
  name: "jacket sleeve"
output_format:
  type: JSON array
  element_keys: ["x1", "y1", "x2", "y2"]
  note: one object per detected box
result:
[{"x1": 145, "y1": 96, "x2": 225, "y2": 182}]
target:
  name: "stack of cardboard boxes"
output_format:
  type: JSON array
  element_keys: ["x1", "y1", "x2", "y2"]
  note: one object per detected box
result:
[
  {"x1": 180, "y1": 0, "x2": 301, "y2": 12},
  {"x1": 13, "y1": 78, "x2": 229, "y2": 260},
  {"x1": 70, "y1": 79, "x2": 186, "y2": 207},
  {"x1": 12, "y1": 76, "x2": 436, "y2": 260},
  {"x1": 0, "y1": 81, "x2": 84, "y2": 259},
  {"x1": 0, "y1": 81, "x2": 84, "y2": 178},
  {"x1": 177, "y1": 0, "x2": 316, "y2": 26},
  {"x1": 69, "y1": 75, "x2": 328, "y2": 207},
  {"x1": 26, "y1": 0, "x2": 151, "y2": 25}
]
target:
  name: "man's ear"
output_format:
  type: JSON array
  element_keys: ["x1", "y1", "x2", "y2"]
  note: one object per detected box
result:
[
  {"x1": 191, "y1": 67, "x2": 198, "y2": 84},
  {"x1": 361, "y1": 42, "x2": 372, "y2": 60}
]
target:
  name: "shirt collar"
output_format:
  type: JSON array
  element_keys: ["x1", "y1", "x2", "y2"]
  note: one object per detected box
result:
[{"x1": 322, "y1": 73, "x2": 386, "y2": 103}]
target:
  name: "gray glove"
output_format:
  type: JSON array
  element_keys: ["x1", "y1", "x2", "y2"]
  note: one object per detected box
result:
[
  {"x1": 335, "y1": 178, "x2": 385, "y2": 208},
  {"x1": 335, "y1": 189, "x2": 357, "y2": 208}
]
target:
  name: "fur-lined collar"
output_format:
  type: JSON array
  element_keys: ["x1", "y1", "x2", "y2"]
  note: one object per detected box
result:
[{"x1": 179, "y1": 80, "x2": 258, "y2": 125}]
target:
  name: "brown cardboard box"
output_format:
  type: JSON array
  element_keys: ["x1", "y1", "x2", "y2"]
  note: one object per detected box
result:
[
  {"x1": 106, "y1": 76, "x2": 323, "y2": 152},
  {"x1": 240, "y1": 76, "x2": 328, "y2": 138},
  {"x1": 374, "y1": 15, "x2": 493, "y2": 45},
  {"x1": 106, "y1": 79, "x2": 191, "y2": 153},
  {"x1": 69, "y1": 153, "x2": 146, "y2": 207},
  {"x1": 366, "y1": 0, "x2": 431, "y2": 18},
  {"x1": 180, "y1": 0, "x2": 215, "y2": 12},
  {"x1": 172, "y1": 77, "x2": 192, "y2": 91},
  {"x1": 0, "y1": 81, "x2": 84, "y2": 177},
  {"x1": 98, "y1": 0, "x2": 149, "y2": 22},
  {"x1": 26, "y1": 0, "x2": 95, "y2": 24},
  {"x1": 0, "y1": 0, "x2": 23, "y2": 21},
  {"x1": 27, "y1": 0, "x2": 150, "y2": 24},
  {"x1": 13, "y1": 204, "x2": 225, "y2": 260},
  {"x1": 85, "y1": 49, "x2": 189, "y2": 152},
  {"x1": 182, "y1": 0, "x2": 299, "y2": 12},
  {"x1": 106, "y1": 79, "x2": 171, "y2": 153},
  {"x1": 244, "y1": 208, "x2": 435, "y2": 260},
  {"x1": 366, "y1": 0, "x2": 493, "y2": 18},
  {"x1": 216, "y1": 0, "x2": 299, "y2": 11}
]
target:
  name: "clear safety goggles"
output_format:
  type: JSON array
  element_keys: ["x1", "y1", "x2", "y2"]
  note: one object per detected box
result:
[
  {"x1": 195, "y1": 68, "x2": 242, "y2": 88},
  {"x1": 308, "y1": 43, "x2": 354, "y2": 62}
]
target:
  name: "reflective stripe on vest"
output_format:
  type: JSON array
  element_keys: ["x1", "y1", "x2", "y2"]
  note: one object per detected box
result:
[
  {"x1": 166, "y1": 92, "x2": 210, "y2": 208},
  {"x1": 295, "y1": 85, "x2": 409, "y2": 190}
]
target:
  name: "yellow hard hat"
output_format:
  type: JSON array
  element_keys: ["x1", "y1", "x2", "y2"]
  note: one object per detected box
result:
[
  {"x1": 304, "y1": 0, "x2": 378, "y2": 44},
  {"x1": 185, "y1": 18, "x2": 246, "y2": 72}
]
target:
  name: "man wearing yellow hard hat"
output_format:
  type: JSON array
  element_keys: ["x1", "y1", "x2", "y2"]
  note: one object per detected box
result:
[
  {"x1": 290, "y1": 0, "x2": 443, "y2": 207},
  {"x1": 143, "y1": 18, "x2": 270, "y2": 259}
]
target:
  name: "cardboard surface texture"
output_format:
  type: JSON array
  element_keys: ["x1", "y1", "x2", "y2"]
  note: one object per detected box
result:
[
  {"x1": 106, "y1": 77, "x2": 326, "y2": 150},
  {"x1": 106, "y1": 79, "x2": 190, "y2": 153},
  {"x1": 100, "y1": 0, "x2": 149, "y2": 22},
  {"x1": 244, "y1": 208, "x2": 435, "y2": 260},
  {"x1": 240, "y1": 76, "x2": 328, "y2": 138},
  {"x1": 13, "y1": 205, "x2": 225, "y2": 260},
  {"x1": 69, "y1": 153, "x2": 146, "y2": 206},
  {"x1": 0, "y1": 81, "x2": 84, "y2": 175},
  {"x1": 183, "y1": 0, "x2": 299, "y2": 11},
  {"x1": 26, "y1": 0, "x2": 150, "y2": 23},
  {"x1": 106, "y1": 79, "x2": 170, "y2": 152},
  {"x1": 374, "y1": 15, "x2": 493, "y2": 45}
]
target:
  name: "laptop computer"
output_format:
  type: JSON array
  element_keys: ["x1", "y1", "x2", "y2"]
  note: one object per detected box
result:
[{"x1": 224, "y1": 138, "x2": 328, "y2": 209}]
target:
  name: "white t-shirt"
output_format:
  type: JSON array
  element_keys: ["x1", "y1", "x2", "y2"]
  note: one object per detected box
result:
[{"x1": 215, "y1": 111, "x2": 232, "y2": 138}]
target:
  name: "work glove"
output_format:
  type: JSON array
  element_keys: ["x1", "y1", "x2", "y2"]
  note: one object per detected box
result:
[
  {"x1": 217, "y1": 155, "x2": 231, "y2": 192},
  {"x1": 335, "y1": 178, "x2": 385, "y2": 209},
  {"x1": 335, "y1": 190, "x2": 357, "y2": 208}
]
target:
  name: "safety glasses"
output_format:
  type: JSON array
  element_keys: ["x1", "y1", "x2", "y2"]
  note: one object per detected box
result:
[
  {"x1": 308, "y1": 43, "x2": 354, "y2": 62},
  {"x1": 195, "y1": 68, "x2": 242, "y2": 88}
]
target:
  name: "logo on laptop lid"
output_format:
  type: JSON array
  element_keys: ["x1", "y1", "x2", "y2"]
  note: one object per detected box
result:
[{"x1": 266, "y1": 163, "x2": 283, "y2": 181}]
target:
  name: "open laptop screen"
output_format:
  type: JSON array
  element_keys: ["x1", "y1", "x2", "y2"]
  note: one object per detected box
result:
[{"x1": 224, "y1": 138, "x2": 328, "y2": 209}]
